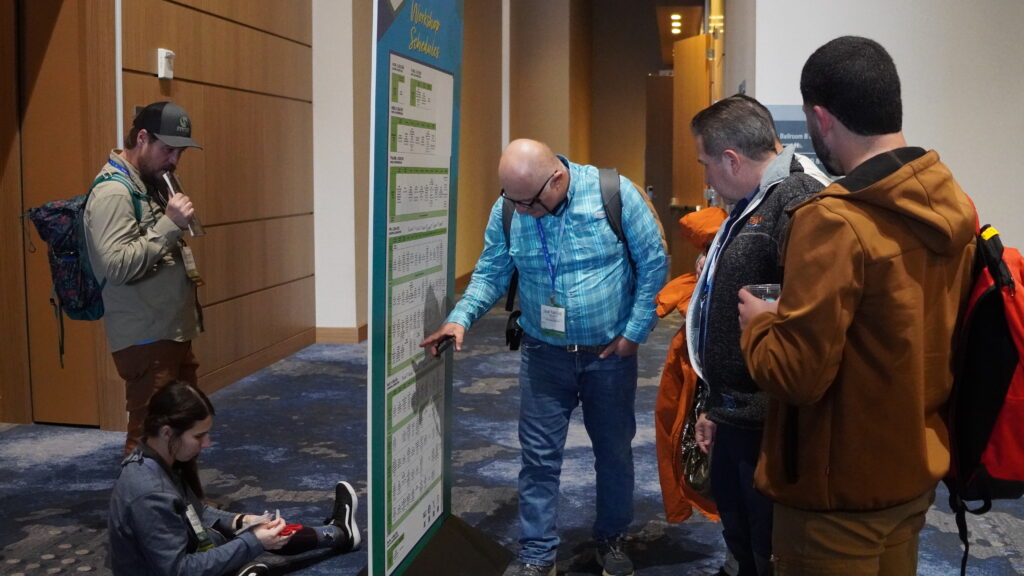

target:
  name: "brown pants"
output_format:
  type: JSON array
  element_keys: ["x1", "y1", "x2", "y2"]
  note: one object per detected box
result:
[
  {"x1": 772, "y1": 490, "x2": 935, "y2": 576},
  {"x1": 112, "y1": 340, "x2": 199, "y2": 455}
]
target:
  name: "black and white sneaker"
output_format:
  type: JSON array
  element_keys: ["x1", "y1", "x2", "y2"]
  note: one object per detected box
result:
[
  {"x1": 325, "y1": 480, "x2": 361, "y2": 552},
  {"x1": 502, "y1": 560, "x2": 556, "y2": 576},
  {"x1": 235, "y1": 562, "x2": 270, "y2": 576}
]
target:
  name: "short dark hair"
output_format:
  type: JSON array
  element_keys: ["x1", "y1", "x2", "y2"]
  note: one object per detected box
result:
[
  {"x1": 800, "y1": 36, "x2": 902, "y2": 136},
  {"x1": 124, "y1": 126, "x2": 156, "y2": 150},
  {"x1": 690, "y1": 94, "x2": 778, "y2": 159}
]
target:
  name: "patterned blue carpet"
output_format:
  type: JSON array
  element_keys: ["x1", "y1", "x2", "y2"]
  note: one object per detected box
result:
[{"x1": 1, "y1": 304, "x2": 1023, "y2": 574}]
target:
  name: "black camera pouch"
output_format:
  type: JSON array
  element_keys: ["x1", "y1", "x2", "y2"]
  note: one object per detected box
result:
[{"x1": 505, "y1": 310, "x2": 523, "y2": 351}]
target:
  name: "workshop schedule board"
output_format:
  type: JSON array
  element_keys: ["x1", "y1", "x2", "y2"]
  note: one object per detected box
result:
[{"x1": 368, "y1": 1, "x2": 462, "y2": 575}]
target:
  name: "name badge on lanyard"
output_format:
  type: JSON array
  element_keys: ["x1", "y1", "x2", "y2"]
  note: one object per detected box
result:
[
  {"x1": 537, "y1": 216, "x2": 568, "y2": 338},
  {"x1": 180, "y1": 243, "x2": 205, "y2": 286},
  {"x1": 185, "y1": 503, "x2": 215, "y2": 551},
  {"x1": 540, "y1": 302, "x2": 566, "y2": 336}
]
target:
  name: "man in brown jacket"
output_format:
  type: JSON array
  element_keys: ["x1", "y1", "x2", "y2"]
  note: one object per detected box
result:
[{"x1": 737, "y1": 36, "x2": 976, "y2": 575}]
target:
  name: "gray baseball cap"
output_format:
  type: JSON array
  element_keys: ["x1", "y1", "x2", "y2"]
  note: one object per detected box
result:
[{"x1": 133, "y1": 101, "x2": 203, "y2": 149}]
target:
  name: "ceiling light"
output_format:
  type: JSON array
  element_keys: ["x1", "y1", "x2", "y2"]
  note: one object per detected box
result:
[
  {"x1": 670, "y1": 14, "x2": 682, "y2": 21},
  {"x1": 671, "y1": 28, "x2": 681, "y2": 34},
  {"x1": 671, "y1": 21, "x2": 681, "y2": 28}
]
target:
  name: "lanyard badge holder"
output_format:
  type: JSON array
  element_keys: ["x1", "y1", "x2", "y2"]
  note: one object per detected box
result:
[{"x1": 160, "y1": 171, "x2": 205, "y2": 286}]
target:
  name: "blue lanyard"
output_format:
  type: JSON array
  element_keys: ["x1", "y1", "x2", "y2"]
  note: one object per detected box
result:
[
  {"x1": 108, "y1": 158, "x2": 131, "y2": 177},
  {"x1": 535, "y1": 213, "x2": 569, "y2": 296}
]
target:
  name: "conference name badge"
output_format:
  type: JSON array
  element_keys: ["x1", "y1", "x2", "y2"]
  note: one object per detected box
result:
[
  {"x1": 540, "y1": 303, "x2": 566, "y2": 337},
  {"x1": 180, "y1": 245, "x2": 205, "y2": 287}
]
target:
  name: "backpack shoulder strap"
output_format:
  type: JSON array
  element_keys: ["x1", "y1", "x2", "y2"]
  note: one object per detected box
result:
[
  {"x1": 502, "y1": 197, "x2": 514, "y2": 248},
  {"x1": 598, "y1": 168, "x2": 625, "y2": 243},
  {"x1": 91, "y1": 172, "x2": 143, "y2": 222},
  {"x1": 501, "y1": 197, "x2": 519, "y2": 311}
]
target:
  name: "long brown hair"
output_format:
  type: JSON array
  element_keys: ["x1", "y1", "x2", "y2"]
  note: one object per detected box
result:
[{"x1": 143, "y1": 381, "x2": 215, "y2": 497}]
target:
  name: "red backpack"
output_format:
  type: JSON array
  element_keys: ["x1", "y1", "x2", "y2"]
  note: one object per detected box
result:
[{"x1": 945, "y1": 220, "x2": 1024, "y2": 575}]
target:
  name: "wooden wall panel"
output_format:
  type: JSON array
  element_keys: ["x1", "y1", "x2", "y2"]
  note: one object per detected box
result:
[
  {"x1": 192, "y1": 215, "x2": 315, "y2": 305},
  {"x1": 13, "y1": 0, "x2": 311, "y2": 429},
  {"x1": 122, "y1": 0, "x2": 311, "y2": 101},
  {"x1": 455, "y1": 0, "x2": 502, "y2": 281},
  {"x1": 1, "y1": 0, "x2": 31, "y2": 423},
  {"x1": 317, "y1": 326, "x2": 368, "y2": 345},
  {"x1": 511, "y1": 0, "x2": 572, "y2": 153},
  {"x1": 195, "y1": 276, "x2": 315, "y2": 378},
  {"x1": 673, "y1": 35, "x2": 710, "y2": 210},
  {"x1": 116, "y1": 0, "x2": 314, "y2": 427},
  {"x1": 568, "y1": 0, "x2": 591, "y2": 162},
  {"x1": 173, "y1": 0, "x2": 311, "y2": 45},
  {"x1": 201, "y1": 329, "x2": 315, "y2": 395},
  {"x1": 21, "y1": 0, "x2": 117, "y2": 427},
  {"x1": 121, "y1": 72, "x2": 313, "y2": 224},
  {"x1": 120, "y1": 0, "x2": 315, "y2": 415}
]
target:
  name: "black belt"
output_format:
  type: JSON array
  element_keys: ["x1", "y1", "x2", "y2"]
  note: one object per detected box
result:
[{"x1": 565, "y1": 344, "x2": 606, "y2": 354}]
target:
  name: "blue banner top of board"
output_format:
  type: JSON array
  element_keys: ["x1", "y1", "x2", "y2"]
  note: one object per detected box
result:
[{"x1": 377, "y1": 0, "x2": 462, "y2": 68}]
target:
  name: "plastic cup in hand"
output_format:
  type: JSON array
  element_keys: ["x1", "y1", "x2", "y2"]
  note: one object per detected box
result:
[{"x1": 744, "y1": 283, "x2": 781, "y2": 302}]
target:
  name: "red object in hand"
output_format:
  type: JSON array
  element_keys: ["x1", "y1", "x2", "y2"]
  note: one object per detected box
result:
[{"x1": 280, "y1": 523, "x2": 304, "y2": 536}]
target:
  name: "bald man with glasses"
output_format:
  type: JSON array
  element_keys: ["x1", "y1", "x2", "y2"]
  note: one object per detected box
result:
[{"x1": 422, "y1": 139, "x2": 667, "y2": 576}]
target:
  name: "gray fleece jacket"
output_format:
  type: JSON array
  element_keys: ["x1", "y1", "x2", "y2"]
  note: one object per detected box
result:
[{"x1": 686, "y1": 146, "x2": 829, "y2": 428}]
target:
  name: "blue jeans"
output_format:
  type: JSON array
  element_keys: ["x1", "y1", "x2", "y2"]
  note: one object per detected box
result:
[{"x1": 516, "y1": 334, "x2": 638, "y2": 565}]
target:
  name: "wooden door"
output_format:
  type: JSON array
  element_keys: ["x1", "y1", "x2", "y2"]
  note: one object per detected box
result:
[
  {"x1": 644, "y1": 74, "x2": 676, "y2": 261},
  {"x1": 1, "y1": 0, "x2": 31, "y2": 424},
  {"x1": 21, "y1": 0, "x2": 117, "y2": 426},
  {"x1": 671, "y1": 33, "x2": 713, "y2": 279}
]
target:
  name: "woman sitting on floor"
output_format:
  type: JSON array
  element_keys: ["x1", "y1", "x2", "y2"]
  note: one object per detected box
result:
[{"x1": 107, "y1": 380, "x2": 360, "y2": 576}]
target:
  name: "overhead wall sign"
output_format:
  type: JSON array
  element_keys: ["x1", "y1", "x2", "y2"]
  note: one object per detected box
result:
[
  {"x1": 768, "y1": 104, "x2": 835, "y2": 179},
  {"x1": 369, "y1": 1, "x2": 462, "y2": 575}
]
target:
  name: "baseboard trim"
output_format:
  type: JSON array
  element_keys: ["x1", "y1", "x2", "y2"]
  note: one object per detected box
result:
[
  {"x1": 316, "y1": 324, "x2": 368, "y2": 344},
  {"x1": 198, "y1": 328, "x2": 317, "y2": 396}
]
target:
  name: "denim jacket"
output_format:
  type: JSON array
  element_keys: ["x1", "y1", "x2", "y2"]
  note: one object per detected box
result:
[{"x1": 108, "y1": 444, "x2": 262, "y2": 576}]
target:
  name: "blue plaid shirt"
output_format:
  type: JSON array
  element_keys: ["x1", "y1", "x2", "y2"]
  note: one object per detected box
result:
[{"x1": 447, "y1": 156, "x2": 667, "y2": 345}]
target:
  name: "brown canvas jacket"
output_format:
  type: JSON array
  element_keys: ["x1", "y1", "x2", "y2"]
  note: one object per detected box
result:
[{"x1": 741, "y1": 149, "x2": 976, "y2": 511}]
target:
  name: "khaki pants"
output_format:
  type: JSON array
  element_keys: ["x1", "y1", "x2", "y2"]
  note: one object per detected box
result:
[
  {"x1": 112, "y1": 340, "x2": 199, "y2": 454},
  {"x1": 772, "y1": 489, "x2": 935, "y2": 576}
]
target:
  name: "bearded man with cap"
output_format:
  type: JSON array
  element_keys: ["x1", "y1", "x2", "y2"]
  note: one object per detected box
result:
[{"x1": 84, "y1": 101, "x2": 205, "y2": 455}]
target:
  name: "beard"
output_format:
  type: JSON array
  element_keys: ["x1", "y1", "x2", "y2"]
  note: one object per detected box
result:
[
  {"x1": 136, "y1": 158, "x2": 165, "y2": 188},
  {"x1": 134, "y1": 155, "x2": 175, "y2": 206},
  {"x1": 807, "y1": 116, "x2": 843, "y2": 176}
]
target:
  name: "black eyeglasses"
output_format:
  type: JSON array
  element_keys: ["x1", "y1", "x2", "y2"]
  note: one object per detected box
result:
[{"x1": 500, "y1": 172, "x2": 556, "y2": 208}]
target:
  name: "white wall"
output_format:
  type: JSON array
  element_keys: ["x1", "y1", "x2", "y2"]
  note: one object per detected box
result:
[
  {"x1": 744, "y1": 0, "x2": 1024, "y2": 244},
  {"x1": 723, "y1": 0, "x2": 755, "y2": 97},
  {"x1": 312, "y1": 0, "x2": 359, "y2": 327}
]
